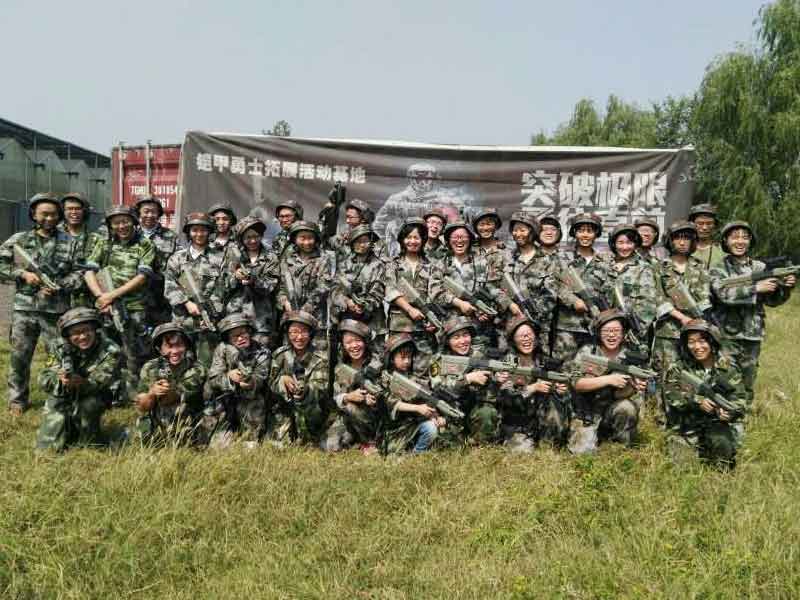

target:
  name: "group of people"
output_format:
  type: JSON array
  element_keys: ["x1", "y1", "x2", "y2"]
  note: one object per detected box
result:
[{"x1": 1, "y1": 190, "x2": 795, "y2": 467}]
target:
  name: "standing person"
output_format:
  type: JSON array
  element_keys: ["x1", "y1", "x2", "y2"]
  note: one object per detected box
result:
[
  {"x1": 663, "y1": 320, "x2": 747, "y2": 468},
  {"x1": 326, "y1": 198, "x2": 387, "y2": 264},
  {"x1": 59, "y1": 192, "x2": 99, "y2": 308},
  {"x1": 689, "y1": 203, "x2": 725, "y2": 270},
  {"x1": 135, "y1": 195, "x2": 180, "y2": 327},
  {"x1": 553, "y1": 213, "x2": 610, "y2": 363},
  {"x1": 635, "y1": 216, "x2": 668, "y2": 267},
  {"x1": 36, "y1": 308, "x2": 121, "y2": 451},
  {"x1": 472, "y1": 208, "x2": 507, "y2": 259},
  {"x1": 208, "y1": 204, "x2": 238, "y2": 252},
  {"x1": 135, "y1": 322, "x2": 207, "y2": 446},
  {"x1": 226, "y1": 216, "x2": 280, "y2": 348},
  {"x1": 164, "y1": 212, "x2": 227, "y2": 366},
  {"x1": 0, "y1": 193, "x2": 83, "y2": 416},
  {"x1": 272, "y1": 200, "x2": 303, "y2": 259},
  {"x1": 423, "y1": 207, "x2": 449, "y2": 262},
  {"x1": 84, "y1": 206, "x2": 156, "y2": 394},
  {"x1": 709, "y1": 221, "x2": 795, "y2": 405}
]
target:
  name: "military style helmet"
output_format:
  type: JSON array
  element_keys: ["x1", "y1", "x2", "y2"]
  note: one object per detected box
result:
[
  {"x1": 235, "y1": 216, "x2": 267, "y2": 241},
  {"x1": 208, "y1": 203, "x2": 238, "y2": 225},
  {"x1": 182, "y1": 212, "x2": 214, "y2": 235},
  {"x1": 423, "y1": 207, "x2": 449, "y2": 225},
  {"x1": 274, "y1": 199, "x2": 304, "y2": 220},
  {"x1": 634, "y1": 216, "x2": 660, "y2": 240},
  {"x1": 397, "y1": 217, "x2": 428, "y2": 249},
  {"x1": 688, "y1": 203, "x2": 718, "y2": 222},
  {"x1": 679, "y1": 318, "x2": 721, "y2": 356},
  {"x1": 217, "y1": 313, "x2": 254, "y2": 336},
  {"x1": 105, "y1": 205, "x2": 139, "y2": 228},
  {"x1": 288, "y1": 220, "x2": 321, "y2": 242},
  {"x1": 592, "y1": 308, "x2": 628, "y2": 334},
  {"x1": 508, "y1": 211, "x2": 539, "y2": 242},
  {"x1": 664, "y1": 220, "x2": 698, "y2": 254},
  {"x1": 442, "y1": 316, "x2": 477, "y2": 339},
  {"x1": 348, "y1": 224, "x2": 379, "y2": 247},
  {"x1": 471, "y1": 207, "x2": 502, "y2": 231},
  {"x1": 608, "y1": 223, "x2": 642, "y2": 252},
  {"x1": 720, "y1": 221, "x2": 756, "y2": 254},
  {"x1": 57, "y1": 307, "x2": 101, "y2": 337},
  {"x1": 151, "y1": 322, "x2": 192, "y2": 352},
  {"x1": 505, "y1": 314, "x2": 538, "y2": 339},
  {"x1": 134, "y1": 195, "x2": 165, "y2": 217},
  {"x1": 537, "y1": 214, "x2": 563, "y2": 243},
  {"x1": 443, "y1": 220, "x2": 476, "y2": 245},
  {"x1": 345, "y1": 198, "x2": 375, "y2": 224},
  {"x1": 28, "y1": 192, "x2": 63, "y2": 222},
  {"x1": 281, "y1": 310, "x2": 319, "y2": 332},
  {"x1": 61, "y1": 192, "x2": 91, "y2": 213},
  {"x1": 339, "y1": 319, "x2": 373, "y2": 340},
  {"x1": 384, "y1": 333, "x2": 416, "y2": 368},
  {"x1": 568, "y1": 212, "x2": 602, "y2": 238}
]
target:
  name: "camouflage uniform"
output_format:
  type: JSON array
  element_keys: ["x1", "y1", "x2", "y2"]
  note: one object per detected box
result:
[
  {"x1": 225, "y1": 245, "x2": 280, "y2": 347},
  {"x1": 36, "y1": 331, "x2": 121, "y2": 450},
  {"x1": 0, "y1": 229, "x2": 83, "y2": 410},
  {"x1": 693, "y1": 243, "x2": 725, "y2": 271},
  {"x1": 662, "y1": 353, "x2": 747, "y2": 466},
  {"x1": 268, "y1": 345, "x2": 330, "y2": 445},
  {"x1": 276, "y1": 248, "x2": 334, "y2": 336},
  {"x1": 58, "y1": 223, "x2": 100, "y2": 308},
  {"x1": 424, "y1": 238, "x2": 448, "y2": 263},
  {"x1": 140, "y1": 224, "x2": 180, "y2": 326},
  {"x1": 381, "y1": 369, "x2": 441, "y2": 454},
  {"x1": 331, "y1": 249, "x2": 387, "y2": 350},
  {"x1": 272, "y1": 230, "x2": 293, "y2": 259},
  {"x1": 135, "y1": 356, "x2": 207, "y2": 445},
  {"x1": 323, "y1": 356, "x2": 384, "y2": 451}
]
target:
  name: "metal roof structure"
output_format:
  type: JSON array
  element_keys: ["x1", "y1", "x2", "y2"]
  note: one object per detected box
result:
[{"x1": 0, "y1": 116, "x2": 110, "y2": 168}]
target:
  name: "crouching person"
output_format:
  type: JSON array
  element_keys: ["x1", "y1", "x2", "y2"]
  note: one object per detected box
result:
[
  {"x1": 498, "y1": 316, "x2": 571, "y2": 453},
  {"x1": 662, "y1": 320, "x2": 747, "y2": 468},
  {"x1": 566, "y1": 309, "x2": 649, "y2": 454},
  {"x1": 36, "y1": 308, "x2": 122, "y2": 451},
  {"x1": 204, "y1": 314, "x2": 272, "y2": 449},
  {"x1": 268, "y1": 311, "x2": 330, "y2": 446},
  {"x1": 322, "y1": 319, "x2": 383, "y2": 453},
  {"x1": 135, "y1": 323, "x2": 207, "y2": 446}
]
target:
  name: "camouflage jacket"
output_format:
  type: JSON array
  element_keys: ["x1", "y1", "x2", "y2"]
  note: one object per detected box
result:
[
  {"x1": 328, "y1": 231, "x2": 389, "y2": 267},
  {"x1": 225, "y1": 245, "x2": 280, "y2": 335},
  {"x1": 277, "y1": 248, "x2": 334, "y2": 328},
  {"x1": 429, "y1": 348, "x2": 498, "y2": 410},
  {"x1": 424, "y1": 239, "x2": 448, "y2": 263},
  {"x1": 603, "y1": 254, "x2": 665, "y2": 332},
  {"x1": 556, "y1": 249, "x2": 612, "y2": 334},
  {"x1": 566, "y1": 343, "x2": 645, "y2": 413},
  {"x1": 206, "y1": 340, "x2": 272, "y2": 408},
  {"x1": 663, "y1": 353, "x2": 747, "y2": 430},
  {"x1": 269, "y1": 346, "x2": 329, "y2": 408},
  {"x1": 709, "y1": 255, "x2": 791, "y2": 341},
  {"x1": 434, "y1": 250, "x2": 510, "y2": 316},
  {"x1": 141, "y1": 224, "x2": 181, "y2": 279},
  {"x1": 638, "y1": 246, "x2": 669, "y2": 271},
  {"x1": 137, "y1": 356, "x2": 207, "y2": 423},
  {"x1": 385, "y1": 256, "x2": 443, "y2": 334},
  {"x1": 331, "y1": 251, "x2": 387, "y2": 333},
  {"x1": 693, "y1": 242, "x2": 725, "y2": 271},
  {"x1": 656, "y1": 255, "x2": 711, "y2": 340},
  {"x1": 271, "y1": 229, "x2": 292, "y2": 260},
  {"x1": 38, "y1": 333, "x2": 121, "y2": 399},
  {"x1": 164, "y1": 245, "x2": 228, "y2": 327},
  {"x1": 86, "y1": 232, "x2": 156, "y2": 311},
  {"x1": 495, "y1": 350, "x2": 561, "y2": 425},
  {"x1": 59, "y1": 223, "x2": 100, "y2": 264},
  {"x1": 0, "y1": 228, "x2": 83, "y2": 314},
  {"x1": 506, "y1": 247, "x2": 561, "y2": 332}
]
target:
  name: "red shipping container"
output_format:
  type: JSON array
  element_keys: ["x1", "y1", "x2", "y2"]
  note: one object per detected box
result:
[{"x1": 111, "y1": 143, "x2": 181, "y2": 223}]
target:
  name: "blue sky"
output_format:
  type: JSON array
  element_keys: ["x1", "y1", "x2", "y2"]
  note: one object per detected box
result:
[{"x1": 3, "y1": 0, "x2": 765, "y2": 154}]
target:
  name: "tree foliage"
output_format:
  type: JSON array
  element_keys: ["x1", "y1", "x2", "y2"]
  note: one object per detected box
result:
[{"x1": 265, "y1": 120, "x2": 292, "y2": 137}]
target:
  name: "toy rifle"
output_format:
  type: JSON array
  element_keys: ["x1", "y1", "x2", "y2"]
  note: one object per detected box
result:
[
  {"x1": 502, "y1": 272, "x2": 537, "y2": 324},
  {"x1": 388, "y1": 372, "x2": 464, "y2": 420},
  {"x1": 716, "y1": 265, "x2": 800, "y2": 289},
  {"x1": 678, "y1": 370, "x2": 742, "y2": 419},
  {"x1": 667, "y1": 281, "x2": 712, "y2": 320},
  {"x1": 283, "y1": 270, "x2": 302, "y2": 311},
  {"x1": 13, "y1": 243, "x2": 60, "y2": 292},
  {"x1": 180, "y1": 268, "x2": 218, "y2": 332},
  {"x1": 443, "y1": 276, "x2": 498, "y2": 317},
  {"x1": 319, "y1": 182, "x2": 347, "y2": 243},
  {"x1": 337, "y1": 363, "x2": 383, "y2": 398},
  {"x1": 561, "y1": 266, "x2": 609, "y2": 317},
  {"x1": 438, "y1": 355, "x2": 571, "y2": 384},
  {"x1": 612, "y1": 283, "x2": 650, "y2": 356},
  {"x1": 578, "y1": 353, "x2": 656, "y2": 381},
  {"x1": 396, "y1": 277, "x2": 445, "y2": 331}
]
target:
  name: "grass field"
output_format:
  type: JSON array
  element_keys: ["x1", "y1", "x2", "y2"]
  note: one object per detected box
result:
[{"x1": 1, "y1": 297, "x2": 799, "y2": 599}]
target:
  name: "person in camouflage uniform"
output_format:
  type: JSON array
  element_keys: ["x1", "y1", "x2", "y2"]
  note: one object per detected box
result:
[
  {"x1": 322, "y1": 319, "x2": 383, "y2": 453},
  {"x1": 566, "y1": 310, "x2": 649, "y2": 454},
  {"x1": 136, "y1": 195, "x2": 180, "y2": 327},
  {"x1": 36, "y1": 308, "x2": 122, "y2": 451},
  {"x1": 268, "y1": 311, "x2": 330, "y2": 446},
  {"x1": 635, "y1": 216, "x2": 668, "y2": 268},
  {"x1": 59, "y1": 192, "x2": 99, "y2": 308},
  {"x1": 709, "y1": 221, "x2": 795, "y2": 405},
  {"x1": 84, "y1": 206, "x2": 156, "y2": 387},
  {"x1": 381, "y1": 334, "x2": 443, "y2": 454},
  {"x1": 497, "y1": 316, "x2": 571, "y2": 452},
  {"x1": 272, "y1": 200, "x2": 303, "y2": 260},
  {"x1": 331, "y1": 224, "x2": 387, "y2": 353},
  {"x1": 430, "y1": 317, "x2": 500, "y2": 446},
  {"x1": 135, "y1": 322, "x2": 206, "y2": 446},
  {"x1": 208, "y1": 203, "x2": 238, "y2": 255},
  {"x1": 689, "y1": 203, "x2": 725, "y2": 270},
  {"x1": 0, "y1": 193, "x2": 84, "y2": 415},
  {"x1": 164, "y1": 212, "x2": 228, "y2": 367},
  {"x1": 552, "y1": 213, "x2": 611, "y2": 363},
  {"x1": 204, "y1": 313, "x2": 272, "y2": 448},
  {"x1": 325, "y1": 198, "x2": 388, "y2": 264},
  {"x1": 385, "y1": 217, "x2": 443, "y2": 376},
  {"x1": 472, "y1": 208, "x2": 509, "y2": 261},
  {"x1": 225, "y1": 216, "x2": 280, "y2": 348},
  {"x1": 662, "y1": 320, "x2": 748, "y2": 468},
  {"x1": 423, "y1": 207, "x2": 449, "y2": 262},
  {"x1": 434, "y1": 221, "x2": 513, "y2": 353}
]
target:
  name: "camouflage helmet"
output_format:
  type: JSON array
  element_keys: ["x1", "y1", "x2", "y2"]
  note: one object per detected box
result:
[
  {"x1": 134, "y1": 195, "x2": 164, "y2": 217},
  {"x1": 423, "y1": 207, "x2": 449, "y2": 225},
  {"x1": 397, "y1": 217, "x2": 428, "y2": 249},
  {"x1": 537, "y1": 214, "x2": 563, "y2": 243},
  {"x1": 471, "y1": 207, "x2": 502, "y2": 231},
  {"x1": 568, "y1": 212, "x2": 602, "y2": 238},
  {"x1": 679, "y1": 318, "x2": 722, "y2": 356},
  {"x1": 508, "y1": 211, "x2": 539, "y2": 243},
  {"x1": 288, "y1": 220, "x2": 321, "y2": 243},
  {"x1": 688, "y1": 203, "x2": 718, "y2": 222},
  {"x1": 345, "y1": 198, "x2": 375, "y2": 224},
  {"x1": 385, "y1": 333, "x2": 416, "y2": 368},
  {"x1": 592, "y1": 308, "x2": 628, "y2": 334},
  {"x1": 348, "y1": 224, "x2": 379, "y2": 248},
  {"x1": 505, "y1": 314, "x2": 538, "y2": 340},
  {"x1": 217, "y1": 313, "x2": 254, "y2": 337},
  {"x1": 281, "y1": 310, "x2": 319, "y2": 332},
  {"x1": 61, "y1": 192, "x2": 91, "y2": 213},
  {"x1": 720, "y1": 221, "x2": 756, "y2": 254},
  {"x1": 57, "y1": 307, "x2": 101, "y2": 337},
  {"x1": 443, "y1": 220, "x2": 477, "y2": 245},
  {"x1": 634, "y1": 216, "x2": 660, "y2": 241},
  {"x1": 151, "y1": 322, "x2": 192, "y2": 352},
  {"x1": 182, "y1": 212, "x2": 214, "y2": 234},
  {"x1": 235, "y1": 216, "x2": 267, "y2": 241},
  {"x1": 274, "y1": 199, "x2": 304, "y2": 220},
  {"x1": 664, "y1": 220, "x2": 698, "y2": 254},
  {"x1": 28, "y1": 192, "x2": 63, "y2": 221},
  {"x1": 207, "y1": 203, "x2": 238, "y2": 225},
  {"x1": 339, "y1": 319, "x2": 373, "y2": 341},
  {"x1": 442, "y1": 316, "x2": 477, "y2": 339},
  {"x1": 608, "y1": 223, "x2": 642, "y2": 252},
  {"x1": 105, "y1": 205, "x2": 139, "y2": 228}
]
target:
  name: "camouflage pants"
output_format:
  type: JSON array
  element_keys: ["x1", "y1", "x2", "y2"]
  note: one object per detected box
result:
[
  {"x1": 722, "y1": 339, "x2": 760, "y2": 407},
  {"x1": 535, "y1": 392, "x2": 571, "y2": 447},
  {"x1": 468, "y1": 402, "x2": 500, "y2": 445},
  {"x1": 653, "y1": 336, "x2": 680, "y2": 419},
  {"x1": 205, "y1": 394, "x2": 266, "y2": 448},
  {"x1": 8, "y1": 310, "x2": 59, "y2": 410},
  {"x1": 667, "y1": 421, "x2": 743, "y2": 467},
  {"x1": 264, "y1": 399, "x2": 328, "y2": 446},
  {"x1": 35, "y1": 393, "x2": 106, "y2": 451},
  {"x1": 320, "y1": 404, "x2": 380, "y2": 452},
  {"x1": 568, "y1": 395, "x2": 642, "y2": 455},
  {"x1": 552, "y1": 330, "x2": 593, "y2": 365}
]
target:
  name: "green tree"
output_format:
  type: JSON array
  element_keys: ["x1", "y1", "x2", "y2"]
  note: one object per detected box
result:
[{"x1": 265, "y1": 120, "x2": 292, "y2": 137}]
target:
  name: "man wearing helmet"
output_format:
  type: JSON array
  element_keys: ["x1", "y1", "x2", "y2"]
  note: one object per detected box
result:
[
  {"x1": 271, "y1": 200, "x2": 304, "y2": 259},
  {"x1": 59, "y1": 192, "x2": 100, "y2": 308},
  {"x1": 325, "y1": 198, "x2": 388, "y2": 265},
  {"x1": 689, "y1": 203, "x2": 724, "y2": 270},
  {"x1": 208, "y1": 204, "x2": 238, "y2": 252},
  {"x1": 35, "y1": 308, "x2": 122, "y2": 451},
  {"x1": 0, "y1": 193, "x2": 84, "y2": 416},
  {"x1": 634, "y1": 216, "x2": 668, "y2": 268}
]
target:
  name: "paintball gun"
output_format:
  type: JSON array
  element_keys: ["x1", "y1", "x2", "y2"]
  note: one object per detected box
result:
[
  {"x1": 443, "y1": 276, "x2": 498, "y2": 317},
  {"x1": 336, "y1": 275, "x2": 369, "y2": 311},
  {"x1": 388, "y1": 372, "x2": 464, "y2": 420},
  {"x1": 396, "y1": 277, "x2": 445, "y2": 331},
  {"x1": 667, "y1": 281, "x2": 712, "y2": 320},
  {"x1": 678, "y1": 370, "x2": 742, "y2": 419},
  {"x1": 579, "y1": 353, "x2": 656, "y2": 381},
  {"x1": 438, "y1": 355, "x2": 571, "y2": 384},
  {"x1": 283, "y1": 270, "x2": 302, "y2": 311},
  {"x1": 716, "y1": 265, "x2": 800, "y2": 289},
  {"x1": 96, "y1": 269, "x2": 150, "y2": 358},
  {"x1": 502, "y1": 272, "x2": 537, "y2": 324},
  {"x1": 180, "y1": 268, "x2": 218, "y2": 332},
  {"x1": 612, "y1": 283, "x2": 650, "y2": 354},
  {"x1": 337, "y1": 363, "x2": 383, "y2": 398},
  {"x1": 319, "y1": 182, "x2": 347, "y2": 243},
  {"x1": 561, "y1": 266, "x2": 609, "y2": 317},
  {"x1": 13, "y1": 243, "x2": 60, "y2": 292}
]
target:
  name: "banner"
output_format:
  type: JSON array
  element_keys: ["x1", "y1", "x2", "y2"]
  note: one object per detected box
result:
[{"x1": 178, "y1": 131, "x2": 695, "y2": 252}]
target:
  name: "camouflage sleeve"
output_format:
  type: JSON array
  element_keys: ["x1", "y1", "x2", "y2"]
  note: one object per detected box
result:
[
  {"x1": 430, "y1": 370, "x2": 470, "y2": 397},
  {"x1": 304, "y1": 356, "x2": 330, "y2": 409},
  {"x1": 207, "y1": 343, "x2": 234, "y2": 396},
  {"x1": 384, "y1": 260, "x2": 402, "y2": 304},
  {"x1": 0, "y1": 233, "x2": 26, "y2": 283},
  {"x1": 486, "y1": 253, "x2": 511, "y2": 311},
  {"x1": 360, "y1": 262, "x2": 386, "y2": 317},
  {"x1": 432, "y1": 259, "x2": 457, "y2": 308},
  {"x1": 164, "y1": 253, "x2": 189, "y2": 307},
  {"x1": 253, "y1": 254, "x2": 279, "y2": 295},
  {"x1": 178, "y1": 364, "x2": 208, "y2": 410},
  {"x1": 631, "y1": 263, "x2": 662, "y2": 327},
  {"x1": 695, "y1": 267, "x2": 712, "y2": 310},
  {"x1": 250, "y1": 349, "x2": 272, "y2": 393},
  {"x1": 565, "y1": 345, "x2": 593, "y2": 388},
  {"x1": 718, "y1": 357, "x2": 748, "y2": 413},
  {"x1": 308, "y1": 253, "x2": 334, "y2": 314},
  {"x1": 427, "y1": 260, "x2": 443, "y2": 306},
  {"x1": 137, "y1": 360, "x2": 160, "y2": 394},
  {"x1": 275, "y1": 260, "x2": 290, "y2": 309},
  {"x1": 37, "y1": 350, "x2": 63, "y2": 396},
  {"x1": 81, "y1": 343, "x2": 122, "y2": 396},
  {"x1": 710, "y1": 264, "x2": 757, "y2": 307},
  {"x1": 662, "y1": 365, "x2": 696, "y2": 414},
  {"x1": 85, "y1": 237, "x2": 108, "y2": 272},
  {"x1": 137, "y1": 239, "x2": 156, "y2": 278},
  {"x1": 269, "y1": 352, "x2": 290, "y2": 402}
]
